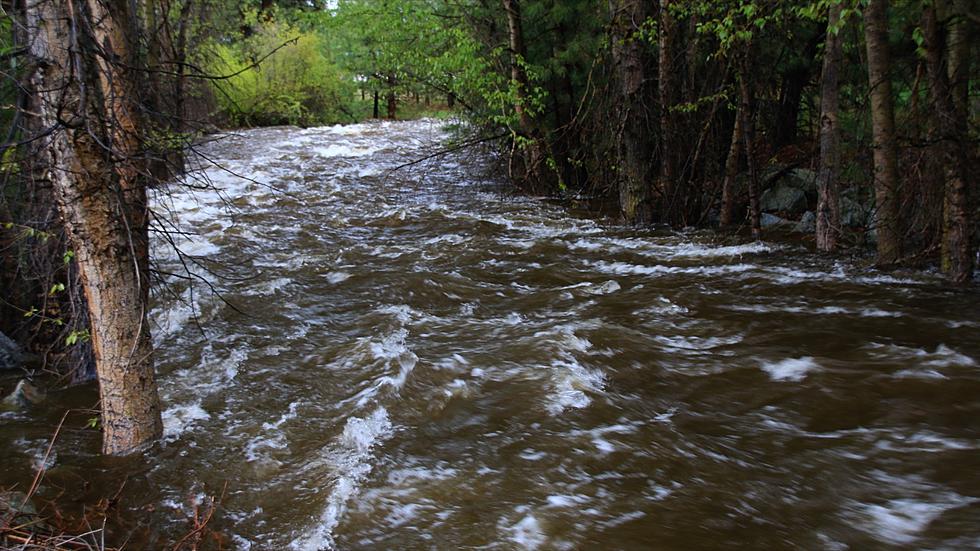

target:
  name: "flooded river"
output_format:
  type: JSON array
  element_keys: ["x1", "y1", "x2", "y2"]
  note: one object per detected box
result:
[{"x1": 3, "y1": 119, "x2": 980, "y2": 549}]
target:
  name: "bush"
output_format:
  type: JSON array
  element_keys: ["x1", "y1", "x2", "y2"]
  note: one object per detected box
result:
[{"x1": 200, "y1": 21, "x2": 354, "y2": 127}]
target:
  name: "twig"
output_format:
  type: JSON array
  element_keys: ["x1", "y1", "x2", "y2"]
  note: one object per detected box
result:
[
  {"x1": 23, "y1": 409, "x2": 71, "y2": 507},
  {"x1": 384, "y1": 132, "x2": 506, "y2": 179}
]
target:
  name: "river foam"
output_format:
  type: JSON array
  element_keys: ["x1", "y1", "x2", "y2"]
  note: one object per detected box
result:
[{"x1": 290, "y1": 407, "x2": 393, "y2": 551}]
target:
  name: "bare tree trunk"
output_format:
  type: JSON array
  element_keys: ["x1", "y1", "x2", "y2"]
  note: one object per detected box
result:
[
  {"x1": 502, "y1": 0, "x2": 532, "y2": 133},
  {"x1": 739, "y1": 52, "x2": 761, "y2": 239},
  {"x1": 947, "y1": 0, "x2": 970, "y2": 118},
  {"x1": 816, "y1": 4, "x2": 843, "y2": 252},
  {"x1": 864, "y1": 0, "x2": 902, "y2": 264},
  {"x1": 502, "y1": 0, "x2": 545, "y2": 186},
  {"x1": 924, "y1": 1, "x2": 973, "y2": 283},
  {"x1": 26, "y1": 0, "x2": 163, "y2": 454},
  {"x1": 946, "y1": 0, "x2": 973, "y2": 282},
  {"x1": 386, "y1": 73, "x2": 397, "y2": 119},
  {"x1": 658, "y1": 0, "x2": 677, "y2": 222},
  {"x1": 719, "y1": 103, "x2": 743, "y2": 228},
  {"x1": 610, "y1": 0, "x2": 652, "y2": 224},
  {"x1": 174, "y1": 0, "x2": 194, "y2": 130}
]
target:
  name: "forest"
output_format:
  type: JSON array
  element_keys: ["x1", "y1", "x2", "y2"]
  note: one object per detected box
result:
[{"x1": 0, "y1": 0, "x2": 978, "y2": 548}]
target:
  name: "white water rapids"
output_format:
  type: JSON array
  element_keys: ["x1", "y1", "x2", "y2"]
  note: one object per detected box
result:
[{"x1": 5, "y1": 119, "x2": 977, "y2": 550}]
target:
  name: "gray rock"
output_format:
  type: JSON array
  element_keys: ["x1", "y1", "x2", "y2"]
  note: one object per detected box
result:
[
  {"x1": 0, "y1": 490, "x2": 52, "y2": 533},
  {"x1": 0, "y1": 331, "x2": 22, "y2": 370},
  {"x1": 841, "y1": 196, "x2": 869, "y2": 227},
  {"x1": 760, "y1": 184, "x2": 808, "y2": 216},
  {"x1": 795, "y1": 211, "x2": 817, "y2": 233},
  {"x1": 2, "y1": 379, "x2": 45, "y2": 409},
  {"x1": 789, "y1": 169, "x2": 818, "y2": 195},
  {"x1": 0, "y1": 490, "x2": 37, "y2": 518},
  {"x1": 761, "y1": 213, "x2": 791, "y2": 228},
  {"x1": 865, "y1": 226, "x2": 878, "y2": 246}
]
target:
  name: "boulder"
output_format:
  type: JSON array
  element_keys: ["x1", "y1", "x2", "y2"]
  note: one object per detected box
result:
[
  {"x1": 0, "y1": 490, "x2": 52, "y2": 533},
  {"x1": 0, "y1": 491, "x2": 37, "y2": 518},
  {"x1": 840, "y1": 195, "x2": 870, "y2": 228},
  {"x1": 761, "y1": 213, "x2": 792, "y2": 228},
  {"x1": 760, "y1": 183, "x2": 808, "y2": 217},
  {"x1": 774, "y1": 168, "x2": 818, "y2": 198},
  {"x1": 2, "y1": 379, "x2": 45, "y2": 409},
  {"x1": 0, "y1": 331, "x2": 22, "y2": 371},
  {"x1": 794, "y1": 211, "x2": 817, "y2": 233}
]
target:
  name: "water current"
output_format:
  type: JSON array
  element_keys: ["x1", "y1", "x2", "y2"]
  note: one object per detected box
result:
[{"x1": 3, "y1": 119, "x2": 980, "y2": 549}]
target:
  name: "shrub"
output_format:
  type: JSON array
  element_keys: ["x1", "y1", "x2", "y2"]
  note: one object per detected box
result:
[{"x1": 200, "y1": 21, "x2": 354, "y2": 127}]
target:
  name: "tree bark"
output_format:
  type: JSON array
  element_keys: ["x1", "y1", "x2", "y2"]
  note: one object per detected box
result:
[
  {"x1": 719, "y1": 102, "x2": 743, "y2": 228},
  {"x1": 502, "y1": 0, "x2": 545, "y2": 186},
  {"x1": 863, "y1": 0, "x2": 902, "y2": 264},
  {"x1": 739, "y1": 52, "x2": 761, "y2": 239},
  {"x1": 658, "y1": 0, "x2": 677, "y2": 223},
  {"x1": 946, "y1": 0, "x2": 970, "y2": 121},
  {"x1": 924, "y1": 1, "x2": 973, "y2": 283},
  {"x1": 386, "y1": 73, "x2": 397, "y2": 119},
  {"x1": 26, "y1": 0, "x2": 163, "y2": 454},
  {"x1": 773, "y1": 66, "x2": 807, "y2": 149},
  {"x1": 174, "y1": 0, "x2": 194, "y2": 130},
  {"x1": 816, "y1": 3, "x2": 843, "y2": 252},
  {"x1": 502, "y1": 0, "x2": 532, "y2": 132},
  {"x1": 610, "y1": 0, "x2": 652, "y2": 224}
]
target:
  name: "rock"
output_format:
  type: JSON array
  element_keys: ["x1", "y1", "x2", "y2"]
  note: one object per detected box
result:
[
  {"x1": 0, "y1": 490, "x2": 52, "y2": 533},
  {"x1": 786, "y1": 169, "x2": 818, "y2": 198},
  {"x1": 2, "y1": 379, "x2": 45, "y2": 409},
  {"x1": 760, "y1": 183, "x2": 808, "y2": 217},
  {"x1": 0, "y1": 331, "x2": 23, "y2": 371},
  {"x1": 0, "y1": 490, "x2": 37, "y2": 518},
  {"x1": 761, "y1": 213, "x2": 791, "y2": 228},
  {"x1": 795, "y1": 211, "x2": 817, "y2": 233},
  {"x1": 840, "y1": 196, "x2": 869, "y2": 228},
  {"x1": 865, "y1": 226, "x2": 878, "y2": 246}
]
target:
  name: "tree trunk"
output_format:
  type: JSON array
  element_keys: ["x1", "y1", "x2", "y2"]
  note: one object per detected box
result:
[
  {"x1": 26, "y1": 0, "x2": 163, "y2": 455},
  {"x1": 816, "y1": 4, "x2": 843, "y2": 252},
  {"x1": 924, "y1": 1, "x2": 973, "y2": 283},
  {"x1": 719, "y1": 103, "x2": 743, "y2": 228},
  {"x1": 773, "y1": 67, "x2": 807, "y2": 149},
  {"x1": 386, "y1": 73, "x2": 397, "y2": 119},
  {"x1": 373, "y1": 90, "x2": 380, "y2": 118},
  {"x1": 864, "y1": 0, "x2": 902, "y2": 264},
  {"x1": 174, "y1": 0, "x2": 194, "y2": 130},
  {"x1": 610, "y1": 0, "x2": 652, "y2": 224},
  {"x1": 946, "y1": 0, "x2": 970, "y2": 121},
  {"x1": 502, "y1": 0, "x2": 545, "y2": 186},
  {"x1": 658, "y1": 0, "x2": 677, "y2": 222},
  {"x1": 502, "y1": 0, "x2": 532, "y2": 132},
  {"x1": 739, "y1": 53, "x2": 762, "y2": 239}
]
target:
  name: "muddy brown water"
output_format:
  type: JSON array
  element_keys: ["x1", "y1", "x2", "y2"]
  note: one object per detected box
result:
[{"x1": 2, "y1": 119, "x2": 979, "y2": 549}]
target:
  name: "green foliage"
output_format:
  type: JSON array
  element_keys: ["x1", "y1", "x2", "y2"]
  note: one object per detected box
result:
[
  {"x1": 200, "y1": 19, "x2": 354, "y2": 126},
  {"x1": 65, "y1": 330, "x2": 90, "y2": 347}
]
